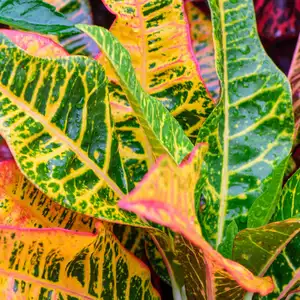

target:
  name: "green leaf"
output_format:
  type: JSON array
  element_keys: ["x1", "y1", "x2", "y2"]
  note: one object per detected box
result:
[
  {"x1": 197, "y1": 0, "x2": 294, "y2": 247},
  {"x1": 274, "y1": 167, "x2": 300, "y2": 221},
  {"x1": 0, "y1": 33, "x2": 146, "y2": 227},
  {"x1": 217, "y1": 220, "x2": 238, "y2": 259},
  {"x1": 0, "y1": 224, "x2": 160, "y2": 299},
  {"x1": 77, "y1": 24, "x2": 194, "y2": 165},
  {"x1": 247, "y1": 156, "x2": 289, "y2": 228},
  {"x1": 0, "y1": 0, "x2": 79, "y2": 36}
]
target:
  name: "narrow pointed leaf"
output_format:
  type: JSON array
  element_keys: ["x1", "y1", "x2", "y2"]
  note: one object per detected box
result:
[
  {"x1": 0, "y1": 0, "x2": 79, "y2": 36},
  {"x1": 119, "y1": 145, "x2": 274, "y2": 296},
  {"x1": 197, "y1": 0, "x2": 294, "y2": 247},
  {"x1": 185, "y1": 1, "x2": 220, "y2": 101},
  {"x1": 44, "y1": 0, "x2": 99, "y2": 56},
  {"x1": 78, "y1": 24, "x2": 194, "y2": 164},
  {"x1": 0, "y1": 32, "x2": 146, "y2": 226},
  {"x1": 288, "y1": 33, "x2": 300, "y2": 145},
  {"x1": 0, "y1": 224, "x2": 160, "y2": 299},
  {"x1": 274, "y1": 168, "x2": 300, "y2": 221},
  {"x1": 99, "y1": 0, "x2": 215, "y2": 143}
]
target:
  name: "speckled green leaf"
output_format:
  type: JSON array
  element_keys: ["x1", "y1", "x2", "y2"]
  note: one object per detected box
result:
[
  {"x1": 44, "y1": 0, "x2": 99, "y2": 56},
  {"x1": 77, "y1": 24, "x2": 194, "y2": 165},
  {"x1": 0, "y1": 224, "x2": 160, "y2": 299},
  {"x1": 0, "y1": 0, "x2": 79, "y2": 36},
  {"x1": 197, "y1": 0, "x2": 294, "y2": 248},
  {"x1": 217, "y1": 220, "x2": 238, "y2": 259},
  {"x1": 247, "y1": 156, "x2": 289, "y2": 228},
  {"x1": 0, "y1": 33, "x2": 147, "y2": 227}
]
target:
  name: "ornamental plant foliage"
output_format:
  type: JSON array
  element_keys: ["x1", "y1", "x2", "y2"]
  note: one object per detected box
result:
[{"x1": 0, "y1": 0, "x2": 298, "y2": 299}]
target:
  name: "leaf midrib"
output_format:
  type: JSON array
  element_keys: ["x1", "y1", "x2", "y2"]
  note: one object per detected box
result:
[{"x1": 0, "y1": 83, "x2": 125, "y2": 199}]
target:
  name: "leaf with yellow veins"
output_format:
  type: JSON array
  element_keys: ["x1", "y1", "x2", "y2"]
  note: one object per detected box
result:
[
  {"x1": 0, "y1": 30, "x2": 146, "y2": 226},
  {"x1": 98, "y1": 0, "x2": 215, "y2": 143},
  {"x1": 0, "y1": 223, "x2": 160, "y2": 299},
  {"x1": 119, "y1": 144, "x2": 274, "y2": 296}
]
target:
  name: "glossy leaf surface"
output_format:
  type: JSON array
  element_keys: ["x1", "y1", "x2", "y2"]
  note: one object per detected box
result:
[
  {"x1": 45, "y1": 0, "x2": 99, "y2": 56},
  {"x1": 119, "y1": 145, "x2": 274, "y2": 296},
  {"x1": 185, "y1": 1, "x2": 220, "y2": 101},
  {"x1": 0, "y1": 224, "x2": 159, "y2": 299},
  {"x1": 197, "y1": 0, "x2": 294, "y2": 247},
  {"x1": 0, "y1": 0, "x2": 78, "y2": 36},
  {"x1": 100, "y1": 0, "x2": 215, "y2": 143},
  {"x1": 288, "y1": 34, "x2": 300, "y2": 146},
  {"x1": 78, "y1": 24, "x2": 194, "y2": 164},
  {"x1": 0, "y1": 32, "x2": 146, "y2": 226}
]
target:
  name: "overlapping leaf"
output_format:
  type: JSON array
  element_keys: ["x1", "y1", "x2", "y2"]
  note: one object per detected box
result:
[
  {"x1": 119, "y1": 144, "x2": 274, "y2": 296},
  {"x1": 197, "y1": 0, "x2": 294, "y2": 247},
  {"x1": 0, "y1": 223, "x2": 159, "y2": 299},
  {"x1": 78, "y1": 24, "x2": 194, "y2": 164},
  {"x1": 45, "y1": 0, "x2": 99, "y2": 56},
  {"x1": 185, "y1": 1, "x2": 220, "y2": 101},
  {"x1": 96, "y1": 0, "x2": 215, "y2": 143},
  {"x1": 288, "y1": 34, "x2": 300, "y2": 146},
  {"x1": 0, "y1": 32, "x2": 147, "y2": 226}
]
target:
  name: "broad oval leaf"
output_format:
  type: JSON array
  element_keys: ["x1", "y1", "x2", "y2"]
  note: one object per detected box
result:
[
  {"x1": 185, "y1": 1, "x2": 220, "y2": 101},
  {"x1": 98, "y1": 0, "x2": 215, "y2": 143},
  {"x1": 0, "y1": 32, "x2": 146, "y2": 226},
  {"x1": 0, "y1": 0, "x2": 79, "y2": 36},
  {"x1": 197, "y1": 0, "x2": 294, "y2": 247},
  {"x1": 119, "y1": 145, "x2": 274, "y2": 296},
  {"x1": 78, "y1": 24, "x2": 194, "y2": 164},
  {"x1": 0, "y1": 223, "x2": 160, "y2": 299}
]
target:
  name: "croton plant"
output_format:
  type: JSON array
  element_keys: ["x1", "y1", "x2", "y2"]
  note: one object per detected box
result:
[{"x1": 0, "y1": 0, "x2": 298, "y2": 299}]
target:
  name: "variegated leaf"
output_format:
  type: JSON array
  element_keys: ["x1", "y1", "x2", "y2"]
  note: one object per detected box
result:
[
  {"x1": 197, "y1": 0, "x2": 294, "y2": 247},
  {"x1": 78, "y1": 24, "x2": 194, "y2": 164},
  {"x1": 0, "y1": 223, "x2": 160, "y2": 299},
  {"x1": 44, "y1": 0, "x2": 99, "y2": 56},
  {"x1": 98, "y1": 0, "x2": 215, "y2": 144},
  {"x1": 185, "y1": 1, "x2": 220, "y2": 101},
  {"x1": 0, "y1": 32, "x2": 146, "y2": 226},
  {"x1": 288, "y1": 33, "x2": 300, "y2": 146},
  {"x1": 119, "y1": 144, "x2": 274, "y2": 296}
]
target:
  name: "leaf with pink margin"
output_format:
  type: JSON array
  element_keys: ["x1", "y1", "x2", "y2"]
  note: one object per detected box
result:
[{"x1": 119, "y1": 144, "x2": 274, "y2": 296}]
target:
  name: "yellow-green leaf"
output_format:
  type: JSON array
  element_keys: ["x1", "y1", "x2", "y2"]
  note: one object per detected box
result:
[
  {"x1": 0, "y1": 223, "x2": 160, "y2": 299},
  {"x1": 99, "y1": 0, "x2": 215, "y2": 143},
  {"x1": 119, "y1": 144, "x2": 274, "y2": 296},
  {"x1": 78, "y1": 24, "x2": 194, "y2": 164},
  {"x1": 197, "y1": 0, "x2": 294, "y2": 247},
  {"x1": 0, "y1": 32, "x2": 146, "y2": 226},
  {"x1": 185, "y1": 1, "x2": 220, "y2": 101}
]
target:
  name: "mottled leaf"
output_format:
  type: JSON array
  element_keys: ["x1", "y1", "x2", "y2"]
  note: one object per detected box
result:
[
  {"x1": 247, "y1": 157, "x2": 289, "y2": 228},
  {"x1": 197, "y1": 0, "x2": 294, "y2": 247},
  {"x1": 288, "y1": 34, "x2": 300, "y2": 146},
  {"x1": 119, "y1": 145, "x2": 274, "y2": 296},
  {"x1": 185, "y1": 1, "x2": 220, "y2": 101},
  {"x1": 0, "y1": 0, "x2": 79, "y2": 36},
  {"x1": 44, "y1": 0, "x2": 99, "y2": 56},
  {"x1": 78, "y1": 24, "x2": 194, "y2": 164},
  {"x1": 217, "y1": 220, "x2": 238, "y2": 259},
  {"x1": 99, "y1": 0, "x2": 215, "y2": 143},
  {"x1": 0, "y1": 224, "x2": 160, "y2": 299},
  {"x1": 0, "y1": 32, "x2": 146, "y2": 226}
]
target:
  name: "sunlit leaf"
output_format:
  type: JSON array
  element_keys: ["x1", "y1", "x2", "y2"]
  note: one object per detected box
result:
[
  {"x1": 185, "y1": 1, "x2": 220, "y2": 101},
  {"x1": 119, "y1": 144, "x2": 274, "y2": 296},
  {"x1": 0, "y1": 223, "x2": 160, "y2": 299},
  {"x1": 78, "y1": 24, "x2": 194, "y2": 164},
  {"x1": 44, "y1": 0, "x2": 99, "y2": 56},
  {"x1": 0, "y1": 31, "x2": 146, "y2": 226},
  {"x1": 98, "y1": 0, "x2": 215, "y2": 143},
  {"x1": 0, "y1": 0, "x2": 78, "y2": 36},
  {"x1": 197, "y1": 0, "x2": 294, "y2": 247}
]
